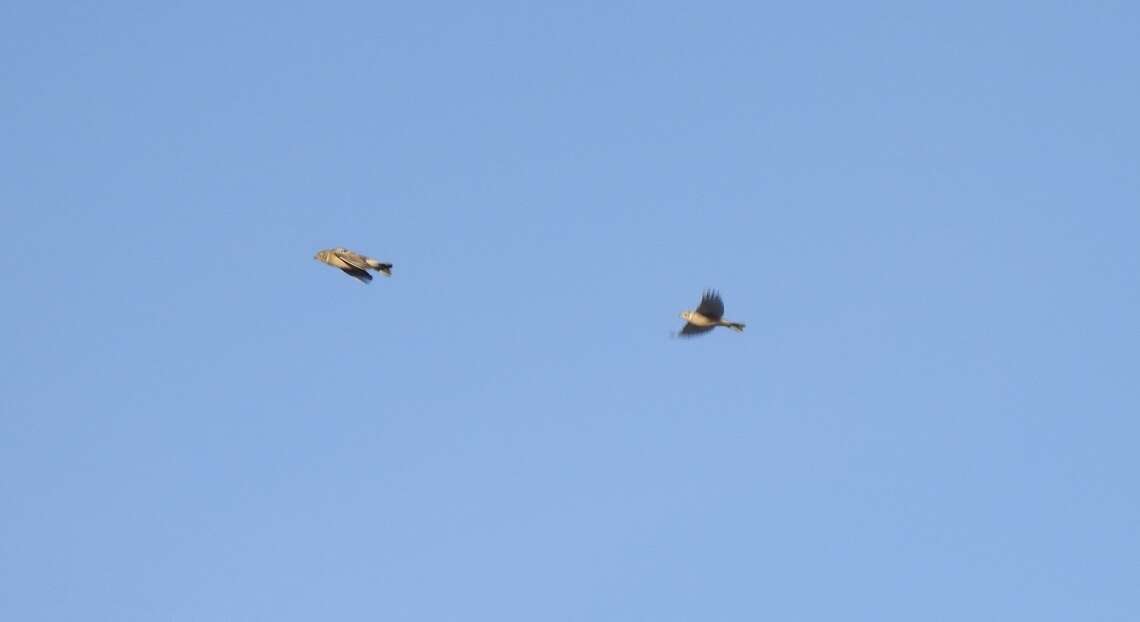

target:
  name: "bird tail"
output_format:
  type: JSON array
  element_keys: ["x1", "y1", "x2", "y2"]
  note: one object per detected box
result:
[
  {"x1": 367, "y1": 259, "x2": 393, "y2": 276},
  {"x1": 723, "y1": 322, "x2": 745, "y2": 332}
]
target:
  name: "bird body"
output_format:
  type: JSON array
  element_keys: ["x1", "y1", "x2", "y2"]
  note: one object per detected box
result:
[
  {"x1": 314, "y1": 247, "x2": 393, "y2": 283},
  {"x1": 678, "y1": 290, "x2": 745, "y2": 336}
]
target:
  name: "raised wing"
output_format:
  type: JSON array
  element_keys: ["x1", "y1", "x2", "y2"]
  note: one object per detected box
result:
[{"x1": 694, "y1": 290, "x2": 724, "y2": 320}]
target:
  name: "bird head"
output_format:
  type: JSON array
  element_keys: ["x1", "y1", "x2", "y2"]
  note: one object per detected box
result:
[
  {"x1": 680, "y1": 310, "x2": 693, "y2": 321},
  {"x1": 314, "y1": 250, "x2": 327, "y2": 262}
]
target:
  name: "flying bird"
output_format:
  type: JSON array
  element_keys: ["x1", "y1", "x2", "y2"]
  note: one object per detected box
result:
[
  {"x1": 678, "y1": 290, "x2": 745, "y2": 337},
  {"x1": 314, "y1": 247, "x2": 393, "y2": 283}
]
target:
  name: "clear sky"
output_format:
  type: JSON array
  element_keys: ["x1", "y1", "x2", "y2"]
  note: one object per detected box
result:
[{"x1": 2, "y1": 2, "x2": 1138, "y2": 620}]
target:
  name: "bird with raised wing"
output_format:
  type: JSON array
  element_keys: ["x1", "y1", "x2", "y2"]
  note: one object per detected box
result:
[
  {"x1": 678, "y1": 290, "x2": 745, "y2": 337},
  {"x1": 314, "y1": 247, "x2": 393, "y2": 284}
]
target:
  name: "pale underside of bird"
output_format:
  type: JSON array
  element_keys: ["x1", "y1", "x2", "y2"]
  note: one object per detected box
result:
[
  {"x1": 678, "y1": 290, "x2": 745, "y2": 337},
  {"x1": 314, "y1": 248, "x2": 393, "y2": 283}
]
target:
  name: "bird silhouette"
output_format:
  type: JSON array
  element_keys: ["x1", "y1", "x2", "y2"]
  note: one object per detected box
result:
[
  {"x1": 678, "y1": 290, "x2": 745, "y2": 336},
  {"x1": 314, "y1": 248, "x2": 393, "y2": 284}
]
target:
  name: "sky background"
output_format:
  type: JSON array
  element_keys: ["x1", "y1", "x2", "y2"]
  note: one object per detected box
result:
[{"x1": 2, "y1": 1, "x2": 1139, "y2": 620}]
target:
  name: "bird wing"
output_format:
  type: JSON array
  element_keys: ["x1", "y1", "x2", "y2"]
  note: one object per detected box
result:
[
  {"x1": 340, "y1": 267, "x2": 373, "y2": 283},
  {"x1": 678, "y1": 322, "x2": 715, "y2": 337},
  {"x1": 333, "y1": 249, "x2": 371, "y2": 272},
  {"x1": 694, "y1": 290, "x2": 724, "y2": 320},
  {"x1": 319, "y1": 252, "x2": 350, "y2": 269}
]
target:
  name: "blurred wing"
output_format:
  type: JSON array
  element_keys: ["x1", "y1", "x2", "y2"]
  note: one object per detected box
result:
[
  {"x1": 678, "y1": 323, "x2": 714, "y2": 337},
  {"x1": 340, "y1": 267, "x2": 373, "y2": 283},
  {"x1": 695, "y1": 290, "x2": 724, "y2": 320}
]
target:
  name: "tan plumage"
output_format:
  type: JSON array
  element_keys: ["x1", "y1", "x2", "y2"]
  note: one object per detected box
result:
[
  {"x1": 314, "y1": 247, "x2": 393, "y2": 283},
  {"x1": 678, "y1": 290, "x2": 745, "y2": 337}
]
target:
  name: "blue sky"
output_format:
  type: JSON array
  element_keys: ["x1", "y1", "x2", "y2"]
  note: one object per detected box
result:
[{"x1": 2, "y1": 2, "x2": 1138, "y2": 619}]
